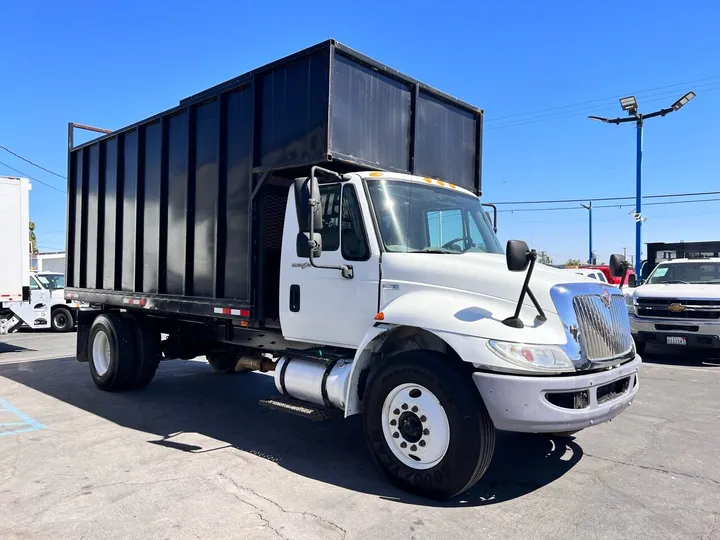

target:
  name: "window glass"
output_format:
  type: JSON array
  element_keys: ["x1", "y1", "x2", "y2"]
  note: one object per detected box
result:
[
  {"x1": 35, "y1": 274, "x2": 65, "y2": 289},
  {"x1": 597, "y1": 272, "x2": 607, "y2": 283},
  {"x1": 340, "y1": 185, "x2": 369, "y2": 261},
  {"x1": 318, "y1": 184, "x2": 341, "y2": 252},
  {"x1": 367, "y1": 180, "x2": 503, "y2": 254},
  {"x1": 29, "y1": 277, "x2": 41, "y2": 290}
]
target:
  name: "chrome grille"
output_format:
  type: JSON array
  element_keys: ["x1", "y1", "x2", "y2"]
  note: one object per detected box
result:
[{"x1": 572, "y1": 293, "x2": 634, "y2": 362}]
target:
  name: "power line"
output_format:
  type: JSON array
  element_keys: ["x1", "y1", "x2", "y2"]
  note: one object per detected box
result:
[
  {"x1": 498, "y1": 197, "x2": 720, "y2": 213},
  {"x1": 485, "y1": 75, "x2": 720, "y2": 123},
  {"x1": 485, "y1": 85, "x2": 720, "y2": 130},
  {"x1": 0, "y1": 144, "x2": 67, "y2": 179},
  {"x1": 0, "y1": 160, "x2": 66, "y2": 194},
  {"x1": 491, "y1": 190, "x2": 720, "y2": 206}
]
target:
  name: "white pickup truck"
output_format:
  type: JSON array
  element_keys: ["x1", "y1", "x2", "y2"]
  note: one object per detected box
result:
[{"x1": 627, "y1": 257, "x2": 720, "y2": 353}]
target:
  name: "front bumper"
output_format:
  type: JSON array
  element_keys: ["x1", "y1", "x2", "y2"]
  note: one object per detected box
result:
[
  {"x1": 472, "y1": 356, "x2": 641, "y2": 433},
  {"x1": 630, "y1": 314, "x2": 720, "y2": 348}
]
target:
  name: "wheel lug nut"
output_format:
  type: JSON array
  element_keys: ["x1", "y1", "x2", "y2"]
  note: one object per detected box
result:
[
  {"x1": 411, "y1": 406, "x2": 418, "y2": 413},
  {"x1": 423, "y1": 428, "x2": 429, "y2": 435},
  {"x1": 393, "y1": 408, "x2": 400, "y2": 415},
  {"x1": 401, "y1": 403, "x2": 408, "y2": 410},
  {"x1": 390, "y1": 419, "x2": 397, "y2": 426},
  {"x1": 410, "y1": 444, "x2": 417, "y2": 451},
  {"x1": 400, "y1": 442, "x2": 407, "y2": 448},
  {"x1": 392, "y1": 432, "x2": 399, "y2": 439},
  {"x1": 420, "y1": 415, "x2": 427, "y2": 422},
  {"x1": 419, "y1": 440, "x2": 426, "y2": 447}
]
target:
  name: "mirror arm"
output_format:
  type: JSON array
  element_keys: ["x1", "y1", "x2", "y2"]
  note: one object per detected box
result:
[
  {"x1": 526, "y1": 287, "x2": 547, "y2": 322},
  {"x1": 504, "y1": 250, "x2": 545, "y2": 328},
  {"x1": 307, "y1": 166, "x2": 354, "y2": 279},
  {"x1": 618, "y1": 261, "x2": 631, "y2": 288}
]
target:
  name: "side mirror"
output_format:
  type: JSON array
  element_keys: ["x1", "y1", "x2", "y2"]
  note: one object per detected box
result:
[
  {"x1": 627, "y1": 274, "x2": 637, "y2": 288},
  {"x1": 296, "y1": 232, "x2": 322, "y2": 258},
  {"x1": 609, "y1": 254, "x2": 626, "y2": 278},
  {"x1": 294, "y1": 177, "x2": 322, "y2": 233},
  {"x1": 506, "y1": 240, "x2": 530, "y2": 272}
]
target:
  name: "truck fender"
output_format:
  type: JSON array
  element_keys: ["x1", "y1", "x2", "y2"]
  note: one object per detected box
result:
[
  {"x1": 344, "y1": 326, "x2": 390, "y2": 417},
  {"x1": 344, "y1": 323, "x2": 481, "y2": 417}
]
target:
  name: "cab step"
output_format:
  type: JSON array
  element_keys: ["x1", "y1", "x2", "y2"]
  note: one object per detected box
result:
[{"x1": 258, "y1": 396, "x2": 341, "y2": 422}]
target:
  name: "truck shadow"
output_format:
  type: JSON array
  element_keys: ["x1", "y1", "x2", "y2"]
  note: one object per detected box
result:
[
  {"x1": 0, "y1": 357, "x2": 583, "y2": 507},
  {"x1": 640, "y1": 345, "x2": 720, "y2": 368}
]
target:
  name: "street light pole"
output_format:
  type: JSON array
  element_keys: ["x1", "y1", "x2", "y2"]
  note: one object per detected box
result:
[
  {"x1": 635, "y1": 119, "x2": 643, "y2": 278},
  {"x1": 589, "y1": 91, "x2": 695, "y2": 277},
  {"x1": 581, "y1": 201, "x2": 592, "y2": 264}
]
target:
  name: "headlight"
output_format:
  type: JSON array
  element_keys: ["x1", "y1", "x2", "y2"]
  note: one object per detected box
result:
[
  {"x1": 487, "y1": 340, "x2": 575, "y2": 371},
  {"x1": 624, "y1": 295, "x2": 637, "y2": 313}
]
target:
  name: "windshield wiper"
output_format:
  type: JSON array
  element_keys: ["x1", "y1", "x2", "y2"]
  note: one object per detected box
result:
[
  {"x1": 662, "y1": 280, "x2": 690, "y2": 284},
  {"x1": 407, "y1": 248, "x2": 460, "y2": 254}
]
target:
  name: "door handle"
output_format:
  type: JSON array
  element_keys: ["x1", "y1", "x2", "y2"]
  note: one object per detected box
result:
[{"x1": 289, "y1": 285, "x2": 300, "y2": 312}]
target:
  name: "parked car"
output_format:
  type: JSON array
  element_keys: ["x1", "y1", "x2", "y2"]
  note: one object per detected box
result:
[
  {"x1": 626, "y1": 257, "x2": 720, "y2": 353},
  {"x1": 566, "y1": 268, "x2": 609, "y2": 283},
  {"x1": 582, "y1": 265, "x2": 636, "y2": 287}
]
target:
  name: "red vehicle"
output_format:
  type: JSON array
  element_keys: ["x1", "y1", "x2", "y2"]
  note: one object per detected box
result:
[{"x1": 581, "y1": 265, "x2": 636, "y2": 287}]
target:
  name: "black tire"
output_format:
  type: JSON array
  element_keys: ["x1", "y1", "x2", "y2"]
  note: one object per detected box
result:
[
  {"x1": 207, "y1": 352, "x2": 239, "y2": 373},
  {"x1": 363, "y1": 350, "x2": 496, "y2": 500},
  {"x1": 635, "y1": 340, "x2": 646, "y2": 355},
  {"x1": 51, "y1": 307, "x2": 74, "y2": 332},
  {"x1": 123, "y1": 313, "x2": 161, "y2": 388},
  {"x1": 88, "y1": 313, "x2": 137, "y2": 392}
]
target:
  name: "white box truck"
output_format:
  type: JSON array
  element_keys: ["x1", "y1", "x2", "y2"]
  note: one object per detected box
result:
[{"x1": 0, "y1": 176, "x2": 80, "y2": 333}]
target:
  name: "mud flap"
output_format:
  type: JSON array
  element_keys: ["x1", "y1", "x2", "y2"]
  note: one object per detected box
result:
[{"x1": 76, "y1": 309, "x2": 101, "y2": 363}]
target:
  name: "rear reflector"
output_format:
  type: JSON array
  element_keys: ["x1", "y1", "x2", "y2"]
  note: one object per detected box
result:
[{"x1": 214, "y1": 307, "x2": 250, "y2": 318}]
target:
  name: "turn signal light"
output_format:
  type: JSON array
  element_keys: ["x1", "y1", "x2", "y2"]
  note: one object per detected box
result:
[{"x1": 374, "y1": 312, "x2": 385, "y2": 321}]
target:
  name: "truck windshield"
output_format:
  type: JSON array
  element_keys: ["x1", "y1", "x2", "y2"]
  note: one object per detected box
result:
[
  {"x1": 35, "y1": 274, "x2": 65, "y2": 289},
  {"x1": 366, "y1": 180, "x2": 503, "y2": 254},
  {"x1": 646, "y1": 262, "x2": 720, "y2": 284}
]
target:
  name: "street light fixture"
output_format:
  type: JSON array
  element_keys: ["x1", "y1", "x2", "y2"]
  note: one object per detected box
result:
[
  {"x1": 671, "y1": 91, "x2": 696, "y2": 111},
  {"x1": 619, "y1": 96, "x2": 638, "y2": 114},
  {"x1": 588, "y1": 91, "x2": 696, "y2": 277}
]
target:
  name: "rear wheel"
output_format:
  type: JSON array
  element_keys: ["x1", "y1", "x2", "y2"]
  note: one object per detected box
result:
[
  {"x1": 52, "y1": 307, "x2": 74, "y2": 332},
  {"x1": 88, "y1": 313, "x2": 137, "y2": 391},
  {"x1": 124, "y1": 313, "x2": 161, "y2": 388},
  {"x1": 363, "y1": 350, "x2": 496, "y2": 500}
]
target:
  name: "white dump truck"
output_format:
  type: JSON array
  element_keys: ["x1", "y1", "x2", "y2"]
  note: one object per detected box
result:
[
  {"x1": 66, "y1": 41, "x2": 641, "y2": 500},
  {"x1": 0, "y1": 176, "x2": 80, "y2": 333}
]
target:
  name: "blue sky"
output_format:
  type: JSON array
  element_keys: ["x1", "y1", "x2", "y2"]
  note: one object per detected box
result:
[{"x1": 1, "y1": 0, "x2": 718, "y2": 265}]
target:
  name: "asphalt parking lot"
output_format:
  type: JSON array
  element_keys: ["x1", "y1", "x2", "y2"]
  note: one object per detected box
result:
[{"x1": 1, "y1": 332, "x2": 719, "y2": 540}]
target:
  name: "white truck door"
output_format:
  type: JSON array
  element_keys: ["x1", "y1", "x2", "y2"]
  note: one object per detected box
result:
[
  {"x1": 280, "y1": 178, "x2": 380, "y2": 348},
  {"x1": 29, "y1": 276, "x2": 51, "y2": 325}
]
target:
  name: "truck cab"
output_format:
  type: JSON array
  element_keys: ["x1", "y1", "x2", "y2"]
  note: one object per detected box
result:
[{"x1": 1, "y1": 272, "x2": 80, "y2": 333}]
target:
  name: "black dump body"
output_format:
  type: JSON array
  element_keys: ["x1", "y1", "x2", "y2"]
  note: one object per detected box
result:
[{"x1": 66, "y1": 39, "x2": 483, "y2": 322}]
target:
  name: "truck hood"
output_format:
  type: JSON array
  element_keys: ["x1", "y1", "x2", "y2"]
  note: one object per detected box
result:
[
  {"x1": 377, "y1": 252, "x2": 613, "y2": 346},
  {"x1": 631, "y1": 283, "x2": 720, "y2": 300},
  {"x1": 381, "y1": 252, "x2": 592, "y2": 316}
]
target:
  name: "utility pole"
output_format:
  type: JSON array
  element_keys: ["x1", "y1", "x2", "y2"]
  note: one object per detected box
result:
[
  {"x1": 589, "y1": 91, "x2": 696, "y2": 277},
  {"x1": 622, "y1": 247, "x2": 629, "y2": 259},
  {"x1": 581, "y1": 201, "x2": 592, "y2": 265}
]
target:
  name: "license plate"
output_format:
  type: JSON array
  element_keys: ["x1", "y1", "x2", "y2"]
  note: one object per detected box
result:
[{"x1": 667, "y1": 336, "x2": 686, "y2": 345}]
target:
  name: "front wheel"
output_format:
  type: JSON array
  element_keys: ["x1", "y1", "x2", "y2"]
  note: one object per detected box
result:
[
  {"x1": 363, "y1": 351, "x2": 495, "y2": 500},
  {"x1": 52, "y1": 307, "x2": 74, "y2": 332}
]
